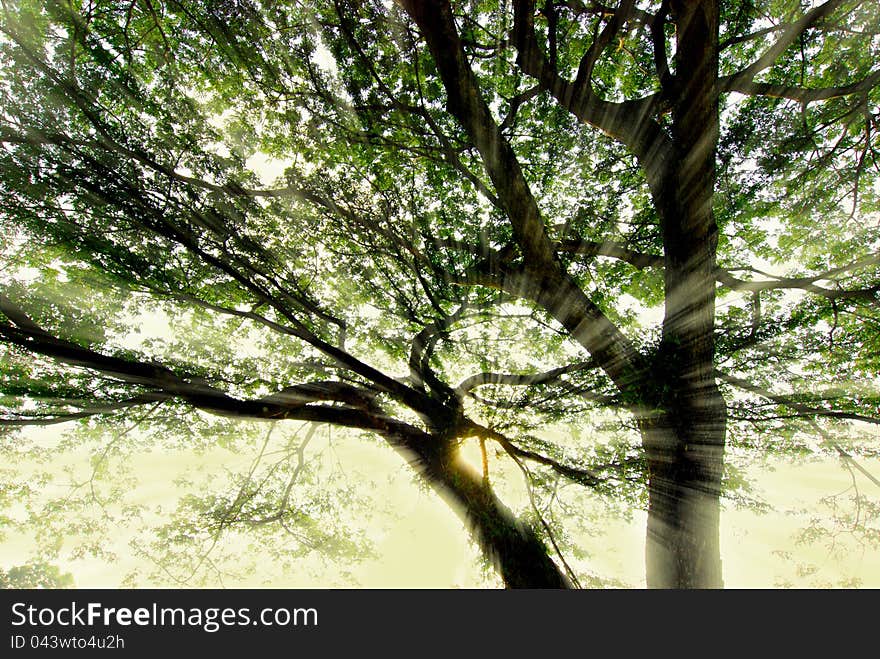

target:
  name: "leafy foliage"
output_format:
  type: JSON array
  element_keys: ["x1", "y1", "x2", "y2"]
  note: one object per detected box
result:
[{"x1": 0, "y1": 0, "x2": 878, "y2": 587}]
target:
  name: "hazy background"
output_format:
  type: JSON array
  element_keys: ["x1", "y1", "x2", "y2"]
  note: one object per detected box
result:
[{"x1": 2, "y1": 419, "x2": 878, "y2": 589}]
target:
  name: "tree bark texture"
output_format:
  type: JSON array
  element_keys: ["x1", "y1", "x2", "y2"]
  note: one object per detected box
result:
[{"x1": 641, "y1": 0, "x2": 726, "y2": 588}]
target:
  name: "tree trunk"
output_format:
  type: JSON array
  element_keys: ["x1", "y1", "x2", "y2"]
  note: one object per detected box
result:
[
  {"x1": 432, "y1": 455, "x2": 571, "y2": 588},
  {"x1": 640, "y1": 0, "x2": 725, "y2": 588},
  {"x1": 642, "y1": 404, "x2": 725, "y2": 588},
  {"x1": 381, "y1": 420, "x2": 571, "y2": 588}
]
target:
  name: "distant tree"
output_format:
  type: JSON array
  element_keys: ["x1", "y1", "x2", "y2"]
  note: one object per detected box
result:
[
  {"x1": 0, "y1": 562, "x2": 74, "y2": 588},
  {"x1": 1, "y1": 0, "x2": 878, "y2": 587}
]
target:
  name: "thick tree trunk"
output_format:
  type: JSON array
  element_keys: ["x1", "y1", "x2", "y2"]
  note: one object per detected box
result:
[
  {"x1": 640, "y1": 0, "x2": 726, "y2": 588},
  {"x1": 641, "y1": 401, "x2": 725, "y2": 588}
]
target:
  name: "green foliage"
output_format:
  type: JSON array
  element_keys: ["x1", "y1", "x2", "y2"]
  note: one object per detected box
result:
[
  {"x1": 0, "y1": 561, "x2": 74, "y2": 589},
  {"x1": 0, "y1": 0, "x2": 878, "y2": 587}
]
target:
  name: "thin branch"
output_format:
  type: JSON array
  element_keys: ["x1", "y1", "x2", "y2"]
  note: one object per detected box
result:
[
  {"x1": 723, "y1": 0, "x2": 851, "y2": 90},
  {"x1": 720, "y1": 68, "x2": 880, "y2": 103},
  {"x1": 507, "y1": 449, "x2": 583, "y2": 589},
  {"x1": 0, "y1": 392, "x2": 172, "y2": 426},
  {"x1": 555, "y1": 239, "x2": 664, "y2": 269},
  {"x1": 455, "y1": 359, "x2": 598, "y2": 395},
  {"x1": 806, "y1": 419, "x2": 880, "y2": 490},
  {"x1": 718, "y1": 371, "x2": 880, "y2": 426},
  {"x1": 465, "y1": 421, "x2": 604, "y2": 487}
]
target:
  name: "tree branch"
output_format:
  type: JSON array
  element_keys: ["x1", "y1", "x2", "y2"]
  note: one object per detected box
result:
[
  {"x1": 718, "y1": 371, "x2": 880, "y2": 426},
  {"x1": 720, "y1": 68, "x2": 880, "y2": 103},
  {"x1": 456, "y1": 360, "x2": 598, "y2": 395},
  {"x1": 0, "y1": 391, "x2": 174, "y2": 427},
  {"x1": 399, "y1": 0, "x2": 642, "y2": 395},
  {"x1": 555, "y1": 239, "x2": 664, "y2": 269},
  {"x1": 0, "y1": 302, "x2": 405, "y2": 428},
  {"x1": 464, "y1": 421, "x2": 604, "y2": 487},
  {"x1": 409, "y1": 302, "x2": 474, "y2": 401},
  {"x1": 511, "y1": 0, "x2": 664, "y2": 156},
  {"x1": 722, "y1": 0, "x2": 851, "y2": 92},
  {"x1": 572, "y1": 0, "x2": 636, "y2": 95},
  {"x1": 716, "y1": 254, "x2": 880, "y2": 304}
]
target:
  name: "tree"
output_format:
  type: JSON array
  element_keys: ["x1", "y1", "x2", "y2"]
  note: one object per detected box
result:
[
  {"x1": 0, "y1": 562, "x2": 74, "y2": 588},
  {"x1": 1, "y1": 0, "x2": 878, "y2": 588}
]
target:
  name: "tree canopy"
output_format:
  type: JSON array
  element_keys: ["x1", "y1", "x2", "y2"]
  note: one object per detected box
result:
[{"x1": 1, "y1": 0, "x2": 879, "y2": 588}]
